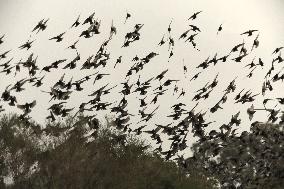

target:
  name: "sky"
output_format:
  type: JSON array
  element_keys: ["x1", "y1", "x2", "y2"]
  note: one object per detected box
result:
[{"x1": 0, "y1": 0, "x2": 284, "y2": 151}]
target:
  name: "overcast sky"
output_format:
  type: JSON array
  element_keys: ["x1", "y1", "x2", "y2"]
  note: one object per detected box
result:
[{"x1": 0, "y1": 0, "x2": 284, "y2": 150}]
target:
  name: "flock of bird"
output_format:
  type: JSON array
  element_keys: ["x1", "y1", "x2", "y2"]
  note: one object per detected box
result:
[{"x1": 0, "y1": 10, "x2": 283, "y2": 160}]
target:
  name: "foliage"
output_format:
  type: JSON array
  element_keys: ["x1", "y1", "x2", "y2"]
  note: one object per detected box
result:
[
  {"x1": 185, "y1": 122, "x2": 284, "y2": 189},
  {"x1": 0, "y1": 113, "x2": 214, "y2": 189}
]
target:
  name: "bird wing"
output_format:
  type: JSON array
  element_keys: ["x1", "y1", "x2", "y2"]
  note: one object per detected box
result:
[
  {"x1": 17, "y1": 104, "x2": 26, "y2": 110},
  {"x1": 32, "y1": 19, "x2": 44, "y2": 32},
  {"x1": 30, "y1": 100, "x2": 37, "y2": 108}
]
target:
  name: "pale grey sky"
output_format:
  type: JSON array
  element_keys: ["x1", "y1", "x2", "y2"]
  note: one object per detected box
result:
[{"x1": 0, "y1": 0, "x2": 284, "y2": 150}]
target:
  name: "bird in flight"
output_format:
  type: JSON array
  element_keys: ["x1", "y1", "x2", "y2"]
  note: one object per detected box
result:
[
  {"x1": 0, "y1": 50, "x2": 11, "y2": 60},
  {"x1": 32, "y1": 18, "x2": 49, "y2": 33},
  {"x1": 83, "y1": 11, "x2": 95, "y2": 25},
  {"x1": 124, "y1": 11, "x2": 131, "y2": 24},
  {"x1": 241, "y1": 29, "x2": 258, "y2": 36},
  {"x1": 0, "y1": 34, "x2": 5, "y2": 45},
  {"x1": 188, "y1": 11, "x2": 202, "y2": 20},
  {"x1": 49, "y1": 32, "x2": 66, "y2": 42},
  {"x1": 71, "y1": 14, "x2": 81, "y2": 28},
  {"x1": 217, "y1": 24, "x2": 223, "y2": 35},
  {"x1": 272, "y1": 47, "x2": 283, "y2": 55},
  {"x1": 19, "y1": 39, "x2": 35, "y2": 50}
]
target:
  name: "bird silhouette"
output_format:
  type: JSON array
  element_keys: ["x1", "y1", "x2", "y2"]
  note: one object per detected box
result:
[
  {"x1": 67, "y1": 40, "x2": 79, "y2": 50},
  {"x1": 217, "y1": 24, "x2": 223, "y2": 35},
  {"x1": 0, "y1": 50, "x2": 11, "y2": 60},
  {"x1": 241, "y1": 29, "x2": 258, "y2": 36},
  {"x1": 188, "y1": 11, "x2": 202, "y2": 20},
  {"x1": 32, "y1": 18, "x2": 49, "y2": 33},
  {"x1": 49, "y1": 32, "x2": 66, "y2": 42},
  {"x1": 124, "y1": 11, "x2": 131, "y2": 24},
  {"x1": 19, "y1": 39, "x2": 35, "y2": 50},
  {"x1": 272, "y1": 47, "x2": 283, "y2": 54},
  {"x1": 251, "y1": 33, "x2": 260, "y2": 51},
  {"x1": 0, "y1": 34, "x2": 5, "y2": 45},
  {"x1": 189, "y1": 25, "x2": 201, "y2": 32},
  {"x1": 83, "y1": 11, "x2": 95, "y2": 25},
  {"x1": 109, "y1": 20, "x2": 117, "y2": 39},
  {"x1": 247, "y1": 104, "x2": 256, "y2": 121},
  {"x1": 71, "y1": 15, "x2": 81, "y2": 28},
  {"x1": 17, "y1": 100, "x2": 37, "y2": 114},
  {"x1": 190, "y1": 72, "x2": 202, "y2": 81}
]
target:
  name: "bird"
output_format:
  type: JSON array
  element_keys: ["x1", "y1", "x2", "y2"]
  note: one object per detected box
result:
[
  {"x1": 114, "y1": 56, "x2": 122, "y2": 68},
  {"x1": 167, "y1": 20, "x2": 173, "y2": 34},
  {"x1": 19, "y1": 39, "x2": 35, "y2": 50},
  {"x1": 188, "y1": 11, "x2": 202, "y2": 20},
  {"x1": 276, "y1": 98, "x2": 284, "y2": 105},
  {"x1": 263, "y1": 98, "x2": 273, "y2": 108},
  {"x1": 83, "y1": 11, "x2": 95, "y2": 25},
  {"x1": 80, "y1": 25, "x2": 93, "y2": 38},
  {"x1": 0, "y1": 105, "x2": 5, "y2": 112},
  {"x1": 0, "y1": 58, "x2": 13, "y2": 69},
  {"x1": 66, "y1": 40, "x2": 79, "y2": 50},
  {"x1": 244, "y1": 57, "x2": 256, "y2": 69},
  {"x1": 229, "y1": 111, "x2": 241, "y2": 126},
  {"x1": 232, "y1": 53, "x2": 248, "y2": 62},
  {"x1": 182, "y1": 59, "x2": 188, "y2": 76},
  {"x1": 32, "y1": 75, "x2": 45, "y2": 87},
  {"x1": 230, "y1": 42, "x2": 245, "y2": 53},
  {"x1": 17, "y1": 100, "x2": 37, "y2": 114},
  {"x1": 93, "y1": 73, "x2": 110, "y2": 84},
  {"x1": 185, "y1": 33, "x2": 198, "y2": 43},
  {"x1": 247, "y1": 104, "x2": 256, "y2": 121},
  {"x1": 110, "y1": 20, "x2": 117, "y2": 39},
  {"x1": 190, "y1": 72, "x2": 202, "y2": 81},
  {"x1": 177, "y1": 88, "x2": 186, "y2": 99},
  {"x1": 163, "y1": 79, "x2": 179, "y2": 86},
  {"x1": 0, "y1": 66, "x2": 15, "y2": 75},
  {"x1": 272, "y1": 47, "x2": 283, "y2": 55},
  {"x1": 41, "y1": 59, "x2": 67, "y2": 73},
  {"x1": 63, "y1": 52, "x2": 80, "y2": 69},
  {"x1": 0, "y1": 50, "x2": 11, "y2": 60},
  {"x1": 0, "y1": 34, "x2": 5, "y2": 45},
  {"x1": 273, "y1": 52, "x2": 283, "y2": 64},
  {"x1": 217, "y1": 24, "x2": 223, "y2": 35},
  {"x1": 241, "y1": 29, "x2": 258, "y2": 36},
  {"x1": 256, "y1": 58, "x2": 264, "y2": 67},
  {"x1": 251, "y1": 34, "x2": 260, "y2": 51},
  {"x1": 189, "y1": 25, "x2": 201, "y2": 32},
  {"x1": 124, "y1": 11, "x2": 131, "y2": 24},
  {"x1": 46, "y1": 111, "x2": 56, "y2": 122},
  {"x1": 32, "y1": 18, "x2": 49, "y2": 33},
  {"x1": 158, "y1": 35, "x2": 167, "y2": 46},
  {"x1": 179, "y1": 30, "x2": 190, "y2": 40},
  {"x1": 10, "y1": 78, "x2": 29, "y2": 92},
  {"x1": 49, "y1": 32, "x2": 66, "y2": 42},
  {"x1": 133, "y1": 125, "x2": 147, "y2": 135},
  {"x1": 71, "y1": 15, "x2": 81, "y2": 28},
  {"x1": 208, "y1": 53, "x2": 218, "y2": 65}
]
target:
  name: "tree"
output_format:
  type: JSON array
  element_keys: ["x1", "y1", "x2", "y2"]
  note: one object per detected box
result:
[
  {"x1": 0, "y1": 113, "x2": 215, "y2": 189},
  {"x1": 186, "y1": 122, "x2": 284, "y2": 188}
]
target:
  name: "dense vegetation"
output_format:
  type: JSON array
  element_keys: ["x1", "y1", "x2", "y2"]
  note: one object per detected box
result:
[
  {"x1": 0, "y1": 113, "x2": 214, "y2": 189},
  {"x1": 184, "y1": 122, "x2": 284, "y2": 189},
  {"x1": 0, "y1": 113, "x2": 283, "y2": 188}
]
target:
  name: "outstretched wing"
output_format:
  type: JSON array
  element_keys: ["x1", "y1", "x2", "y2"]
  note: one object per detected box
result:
[{"x1": 30, "y1": 100, "x2": 37, "y2": 108}]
